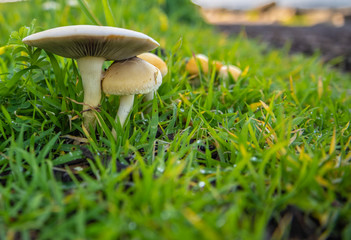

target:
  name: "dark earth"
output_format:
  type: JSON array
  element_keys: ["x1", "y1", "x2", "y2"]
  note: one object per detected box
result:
[{"x1": 216, "y1": 23, "x2": 351, "y2": 72}]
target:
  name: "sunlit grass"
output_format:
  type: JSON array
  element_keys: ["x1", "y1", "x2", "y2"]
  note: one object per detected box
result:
[{"x1": 0, "y1": 0, "x2": 350, "y2": 239}]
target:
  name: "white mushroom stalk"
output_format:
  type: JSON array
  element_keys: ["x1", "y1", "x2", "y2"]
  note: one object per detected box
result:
[
  {"x1": 102, "y1": 57, "x2": 162, "y2": 139},
  {"x1": 116, "y1": 95, "x2": 134, "y2": 127},
  {"x1": 22, "y1": 25, "x2": 159, "y2": 131},
  {"x1": 143, "y1": 92, "x2": 154, "y2": 102},
  {"x1": 76, "y1": 56, "x2": 105, "y2": 129}
]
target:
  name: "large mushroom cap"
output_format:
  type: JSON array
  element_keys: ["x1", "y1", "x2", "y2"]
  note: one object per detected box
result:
[
  {"x1": 102, "y1": 57, "x2": 162, "y2": 95},
  {"x1": 22, "y1": 25, "x2": 159, "y2": 60}
]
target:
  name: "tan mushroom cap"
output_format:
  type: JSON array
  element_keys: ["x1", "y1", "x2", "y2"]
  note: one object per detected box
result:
[
  {"x1": 137, "y1": 52, "x2": 168, "y2": 77},
  {"x1": 185, "y1": 54, "x2": 209, "y2": 75},
  {"x1": 102, "y1": 57, "x2": 162, "y2": 95},
  {"x1": 22, "y1": 25, "x2": 159, "y2": 60},
  {"x1": 213, "y1": 60, "x2": 223, "y2": 72},
  {"x1": 219, "y1": 65, "x2": 242, "y2": 81}
]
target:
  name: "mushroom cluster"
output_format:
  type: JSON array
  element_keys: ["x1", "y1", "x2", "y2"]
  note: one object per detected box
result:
[
  {"x1": 23, "y1": 25, "x2": 164, "y2": 136},
  {"x1": 101, "y1": 52, "x2": 167, "y2": 139},
  {"x1": 185, "y1": 53, "x2": 242, "y2": 81},
  {"x1": 102, "y1": 56, "x2": 164, "y2": 139}
]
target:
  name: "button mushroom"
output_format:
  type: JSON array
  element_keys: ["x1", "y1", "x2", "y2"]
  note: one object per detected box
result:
[
  {"x1": 137, "y1": 52, "x2": 167, "y2": 102},
  {"x1": 102, "y1": 57, "x2": 162, "y2": 139},
  {"x1": 185, "y1": 54, "x2": 209, "y2": 76},
  {"x1": 218, "y1": 64, "x2": 242, "y2": 81},
  {"x1": 22, "y1": 25, "x2": 159, "y2": 130},
  {"x1": 185, "y1": 54, "x2": 223, "y2": 77}
]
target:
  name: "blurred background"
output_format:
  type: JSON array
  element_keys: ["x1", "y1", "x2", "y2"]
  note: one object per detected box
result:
[
  {"x1": 192, "y1": 0, "x2": 351, "y2": 72},
  {"x1": 193, "y1": 0, "x2": 351, "y2": 10},
  {"x1": 1, "y1": 0, "x2": 350, "y2": 71}
]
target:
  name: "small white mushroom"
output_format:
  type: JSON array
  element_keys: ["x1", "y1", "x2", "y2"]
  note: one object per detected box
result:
[
  {"x1": 102, "y1": 57, "x2": 162, "y2": 139},
  {"x1": 23, "y1": 25, "x2": 159, "y2": 131},
  {"x1": 219, "y1": 65, "x2": 242, "y2": 81},
  {"x1": 137, "y1": 52, "x2": 167, "y2": 102}
]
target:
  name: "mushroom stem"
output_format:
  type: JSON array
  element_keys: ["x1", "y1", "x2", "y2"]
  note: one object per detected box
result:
[
  {"x1": 76, "y1": 56, "x2": 105, "y2": 130},
  {"x1": 144, "y1": 91, "x2": 155, "y2": 114},
  {"x1": 144, "y1": 91, "x2": 154, "y2": 102},
  {"x1": 112, "y1": 95, "x2": 134, "y2": 139}
]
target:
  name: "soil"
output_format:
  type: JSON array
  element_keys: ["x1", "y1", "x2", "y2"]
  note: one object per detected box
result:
[{"x1": 216, "y1": 23, "x2": 351, "y2": 72}]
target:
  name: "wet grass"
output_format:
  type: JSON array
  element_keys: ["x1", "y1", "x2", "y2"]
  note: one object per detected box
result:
[{"x1": 0, "y1": 0, "x2": 351, "y2": 239}]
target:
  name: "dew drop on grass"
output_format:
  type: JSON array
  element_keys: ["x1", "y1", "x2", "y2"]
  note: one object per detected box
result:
[
  {"x1": 216, "y1": 217, "x2": 226, "y2": 228},
  {"x1": 128, "y1": 222, "x2": 136, "y2": 230},
  {"x1": 157, "y1": 165, "x2": 165, "y2": 173},
  {"x1": 161, "y1": 211, "x2": 171, "y2": 220},
  {"x1": 250, "y1": 156, "x2": 260, "y2": 162},
  {"x1": 74, "y1": 166, "x2": 83, "y2": 172},
  {"x1": 198, "y1": 181, "x2": 206, "y2": 188},
  {"x1": 199, "y1": 168, "x2": 216, "y2": 174}
]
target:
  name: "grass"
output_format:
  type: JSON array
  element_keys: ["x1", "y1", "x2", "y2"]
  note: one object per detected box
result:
[{"x1": 1, "y1": 0, "x2": 351, "y2": 239}]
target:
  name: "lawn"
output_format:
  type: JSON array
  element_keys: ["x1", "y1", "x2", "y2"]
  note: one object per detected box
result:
[{"x1": 0, "y1": 0, "x2": 350, "y2": 239}]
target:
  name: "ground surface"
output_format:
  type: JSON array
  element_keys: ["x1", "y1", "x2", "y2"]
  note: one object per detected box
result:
[
  {"x1": 217, "y1": 23, "x2": 351, "y2": 72},
  {"x1": 1, "y1": 1, "x2": 351, "y2": 239}
]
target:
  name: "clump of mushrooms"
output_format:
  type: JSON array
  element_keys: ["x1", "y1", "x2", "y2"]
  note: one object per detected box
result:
[
  {"x1": 22, "y1": 25, "x2": 159, "y2": 131},
  {"x1": 185, "y1": 53, "x2": 242, "y2": 86},
  {"x1": 102, "y1": 57, "x2": 162, "y2": 139},
  {"x1": 185, "y1": 53, "x2": 223, "y2": 76}
]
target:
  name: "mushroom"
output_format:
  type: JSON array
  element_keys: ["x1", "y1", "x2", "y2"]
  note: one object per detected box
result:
[
  {"x1": 22, "y1": 25, "x2": 159, "y2": 130},
  {"x1": 137, "y1": 52, "x2": 167, "y2": 77},
  {"x1": 137, "y1": 52, "x2": 167, "y2": 102},
  {"x1": 185, "y1": 54, "x2": 209, "y2": 76},
  {"x1": 218, "y1": 65, "x2": 242, "y2": 81},
  {"x1": 213, "y1": 60, "x2": 223, "y2": 72},
  {"x1": 102, "y1": 57, "x2": 162, "y2": 139},
  {"x1": 185, "y1": 54, "x2": 223, "y2": 77}
]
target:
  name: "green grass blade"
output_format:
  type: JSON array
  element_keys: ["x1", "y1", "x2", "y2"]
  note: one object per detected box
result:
[
  {"x1": 102, "y1": 0, "x2": 116, "y2": 26},
  {"x1": 77, "y1": 0, "x2": 102, "y2": 25},
  {"x1": 37, "y1": 132, "x2": 61, "y2": 162}
]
